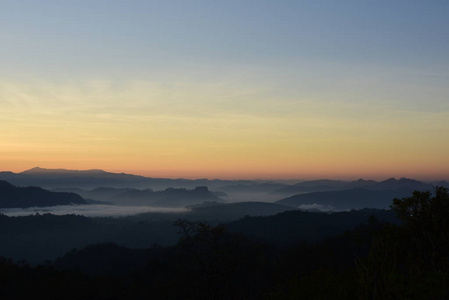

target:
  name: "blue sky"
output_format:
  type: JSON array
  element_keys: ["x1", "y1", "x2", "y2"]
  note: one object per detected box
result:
[{"x1": 2, "y1": 0, "x2": 448, "y2": 77}]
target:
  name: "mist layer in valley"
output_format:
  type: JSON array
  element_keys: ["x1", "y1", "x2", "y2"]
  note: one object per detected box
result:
[{"x1": 1, "y1": 168, "x2": 448, "y2": 217}]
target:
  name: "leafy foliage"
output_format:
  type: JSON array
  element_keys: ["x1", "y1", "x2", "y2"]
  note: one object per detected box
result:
[{"x1": 355, "y1": 187, "x2": 449, "y2": 299}]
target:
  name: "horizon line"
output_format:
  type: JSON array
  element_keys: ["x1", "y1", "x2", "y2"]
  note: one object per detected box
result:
[{"x1": 2, "y1": 166, "x2": 448, "y2": 183}]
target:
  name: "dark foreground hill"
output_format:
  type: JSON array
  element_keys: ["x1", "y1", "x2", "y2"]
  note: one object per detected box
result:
[
  {"x1": 1, "y1": 188, "x2": 448, "y2": 300},
  {"x1": 0, "y1": 205, "x2": 396, "y2": 264},
  {"x1": 186, "y1": 201, "x2": 298, "y2": 220},
  {"x1": 226, "y1": 208, "x2": 399, "y2": 244},
  {"x1": 0, "y1": 181, "x2": 86, "y2": 209}
]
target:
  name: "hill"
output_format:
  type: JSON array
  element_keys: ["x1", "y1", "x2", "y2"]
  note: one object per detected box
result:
[
  {"x1": 0, "y1": 180, "x2": 86, "y2": 208},
  {"x1": 54, "y1": 186, "x2": 222, "y2": 207},
  {"x1": 276, "y1": 187, "x2": 417, "y2": 210},
  {"x1": 271, "y1": 178, "x2": 432, "y2": 196},
  {"x1": 226, "y1": 208, "x2": 399, "y2": 244}
]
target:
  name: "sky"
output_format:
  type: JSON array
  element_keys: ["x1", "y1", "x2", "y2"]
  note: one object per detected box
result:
[{"x1": 1, "y1": 0, "x2": 448, "y2": 180}]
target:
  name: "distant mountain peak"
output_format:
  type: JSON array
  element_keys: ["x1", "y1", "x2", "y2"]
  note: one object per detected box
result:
[
  {"x1": 21, "y1": 167, "x2": 107, "y2": 175},
  {"x1": 398, "y1": 177, "x2": 419, "y2": 182},
  {"x1": 22, "y1": 167, "x2": 69, "y2": 174},
  {"x1": 22, "y1": 166, "x2": 46, "y2": 173},
  {"x1": 353, "y1": 179, "x2": 371, "y2": 182},
  {"x1": 382, "y1": 177, "x2": 398, "y2": 182}
]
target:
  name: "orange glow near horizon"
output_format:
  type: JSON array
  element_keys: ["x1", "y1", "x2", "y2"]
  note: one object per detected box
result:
[
  {"x1": 2, "y1": 159, "x2": 448, "y2": 182},
  {"x1": 1, "y1": 79, "x2": 448, "y2": 182}
]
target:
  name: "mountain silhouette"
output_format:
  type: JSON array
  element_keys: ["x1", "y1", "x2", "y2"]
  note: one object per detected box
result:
[
  {"x1": 0, "y1": 180, "x2": 87, "y2": 208},
  {"x1": 54, "y1": 186, "x2": 222, "y2": 207},
  {"x1": 373, "y1": 177, "x2": 432, "y2": 190},
  {"x1": 0, "y1": 168, "x2": 442, "y2": 205},
  {"x1": 0, "y1": 167, "x2": 267, "y2": 190},
  {"x1": 272, "y1": 178, "x2": 433, "y2": 197},
  {"x1": 276, "y1": 187, "x2": 419, "y2": 210},
  {"x1": 21, "y1": 167, "x2": 108, "y2": 176}
]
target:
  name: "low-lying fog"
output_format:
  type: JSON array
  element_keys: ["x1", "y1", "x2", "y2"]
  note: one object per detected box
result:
[{"x1": 1, "y1": 205, "x2": 188, "y2": 217}]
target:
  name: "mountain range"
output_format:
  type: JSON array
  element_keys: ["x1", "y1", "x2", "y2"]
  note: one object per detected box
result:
[
  {"x1": 53, "y1": 186, "x2": 222, "y2": 207},
  {"x1": 1, "y1": 167, "x2": 448, "y2": 211},
  {"x1": 274, "y1": 178, "x2": 446, "y2": 210},
  {"x1": 276, "y1": 187, "x2": 418, "y2": 210},
  {"x1": 3, "y1": 167, "x2": 447, "y2": 193},
  {"x1": 0, "y1": 167, "x2": 262, "y2": 190},
  {"x1": 271, "y1": 178, "x2": 438, "y2": 196}
]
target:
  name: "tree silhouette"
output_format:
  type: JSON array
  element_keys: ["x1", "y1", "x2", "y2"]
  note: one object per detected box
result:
[
  {"x1": 356, "y1": 187, "x2": 449, "y2": 299},
  {"x1": 173, "y1": 219, "x2": 238, "y2": 300},
  {"x1": 391, "y1": 186, "x2": 449, "y2": 273},
  {"x1": 172, "y1": 219, "x2": 267, "y2": 300}
]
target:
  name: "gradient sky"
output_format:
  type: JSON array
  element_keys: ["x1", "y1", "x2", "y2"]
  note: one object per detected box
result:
[{"x1": 1, "y1": 0, "x2": 448, "y2": 180}]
